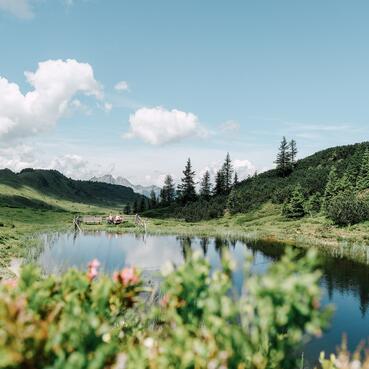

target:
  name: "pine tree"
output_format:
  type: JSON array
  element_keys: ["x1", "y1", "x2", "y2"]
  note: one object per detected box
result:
[
  {"x1": 160, "y1": 175, "x2": 176, "y2": 204},
  {"x1": 149, "y1": 190, "x2": 157, "y2": 208},
  {"x1": 199, "y1": 170, "x2": 212, "y2": 200},
  {"x1": 213, "y1": 169, "x2": 225, "y2": 196},
  {"x1": 178, "y1": 158, "x2": 197, "y2": 204},
  {"x1": 132, "y1": 199, "x2": 138, "y2": 214},
  {"x1": 233, "y1": 172, "x2": 239, "y2": 186},
  {"x1": 289, "y1": 139, "x2": 298, "y2": 166},
  {"x1": 227, "y1": 188, "x2": 241, "y2": 214},
  {"x1": 357, "y1": 149, "x2": 369, "y2": 191},
  {"x1": 222, "y1": 152, "x2": 233, "y2": 193},
  {"x1": 322, "y1": 167, "x2": 338, "y2": 212},
  {"x1": 138, "y1": 197, "x2": 146, "y2": 213},
  {"x1": 275, "y1": 136, "x2": 292, "y2": 176},
  {"x1": 282, "y1": 184, "x2": 305, "y2": 218},
  {"x1": 124, "y1": 203, "x2": 131, "y2": 215},
  {"x1": 335, "y1": 173, "x2": 354, "y2": 195}
]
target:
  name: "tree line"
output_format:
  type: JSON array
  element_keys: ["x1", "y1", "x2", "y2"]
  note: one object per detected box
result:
[{"x1": 124, "y1": 153, "x2": 240, "y2": 219}]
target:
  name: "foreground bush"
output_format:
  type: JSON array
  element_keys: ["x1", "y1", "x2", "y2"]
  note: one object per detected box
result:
[{"x1": 0, "y1": 250, "x2": 330, "y2": 369}]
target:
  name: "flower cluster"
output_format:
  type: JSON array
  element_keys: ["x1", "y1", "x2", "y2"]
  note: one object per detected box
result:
[{"x1": 113, "y1": 267, "x2": 140, "y2": 286}]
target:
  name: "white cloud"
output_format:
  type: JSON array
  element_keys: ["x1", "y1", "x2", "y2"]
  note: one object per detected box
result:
[
  {"x1": 0, "y1": 59, "x2": 102, "y2": 141},
  {"x1": 124, "y1": 106, "x2": 206, "y2": 145},
  {"x1": 0, "y1": 0, "x2": 33, "y2": 19},
  {"x1": 49, "y1": 154, "x2": 96, "y2": 179},
  {"x1": 220, "y1": 120, "x2": 240, "y2": 133},
  {"x1": 114, "y1": 80, "x2": 129, "y2": 92},
  {"x1": 0, "y1": 146, "x2": 107, "y2": 180}
]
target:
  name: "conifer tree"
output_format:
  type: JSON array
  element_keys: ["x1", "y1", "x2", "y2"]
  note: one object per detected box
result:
[
  {"x1": 335, "y1": 173, "x2": 354, "y2": 195},
  {"x1": 322, "y1": 167, "x2": 338, "y2": 212},
  {"x1": 222, "y1": 152, "x2": 233, "y2": 193},
  {"x1": 199, "y1": 170, "x2": 212, "y2": 200},
  {"x1": 132, "y1": 199, "x2": 138, "y2": 214},
  {"x1": 282, "y1": 184, "x2": 305, "y2": 218},
  {"x1": 275, "y1": 136, "x2": 291, "y2": 176},
  {"x1": 357, "y1": 149, "x2": 369, "y2": 191},
  {"x1": 138, "y1": 198, "x2": 146, "y2": 213},
  {"x1": 213, "y1": 169, "x2": 225, "y2": 196},
  {"x1": 149, "y1": 190, "x2": 157, "y2": 208},
  {"x1": 178, "y1": 158, "x2": 197, "y2": 204},
  {"x1": 289, "y1": 139, "x2": 298, "y2": 166},
  {"x1": 160, "y1": 175, "x2": 176, "y2": 205},
  {"x1": 227, "y1": 187, "x2": 241, "y2": 214},
  {"x1": 233, "y1": 172, "x2": 239, "y2": 186}
]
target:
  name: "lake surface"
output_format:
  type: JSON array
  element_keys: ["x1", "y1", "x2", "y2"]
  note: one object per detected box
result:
[{"x1": 32, "y1": 231, "x2": 369, "y2": 367}]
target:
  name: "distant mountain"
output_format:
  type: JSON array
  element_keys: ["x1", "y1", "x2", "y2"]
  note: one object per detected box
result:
[
  {"x1": 90, "y1": 175, "x2": 161, "y2": 198},
  {"x1": 0, "y1": 168, "x2": 143, "y2": 209}
]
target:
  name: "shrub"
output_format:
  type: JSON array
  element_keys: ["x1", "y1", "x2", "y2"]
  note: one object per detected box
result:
[
  {"x1": 0, "y1": 250, "x2": 330, "y2": 369},
  {"x1": 326, "y1": 193, "x2": 369, "y2": 226},
  {"x1": 175, "y1": 197, "x2": 226, "y2": 222}
]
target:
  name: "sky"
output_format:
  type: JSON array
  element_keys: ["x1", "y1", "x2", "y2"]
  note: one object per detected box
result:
[{"x1": 0, "y1": 0, "x2": 369, "y2": 186}]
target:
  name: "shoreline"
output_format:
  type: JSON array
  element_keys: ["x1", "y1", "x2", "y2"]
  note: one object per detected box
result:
[{"x1": 2, "y1": 203, "x2": 369, "y2": 278}]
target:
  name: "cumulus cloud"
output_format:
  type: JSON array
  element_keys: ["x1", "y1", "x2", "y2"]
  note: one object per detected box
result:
[
  {"x1": 114, "y1": 80, "x2": 129, "y2": 92},
  {"x1": 0, "y1": 0, "x2": 33, "y2": 19},
  {"x1": 0, "y1": 59, "x2": 102, "y2": 141},
  {"x1": 0, "y1": 146, "x2": 107, "y2": 180},
  {"x1": 124, "y1": 106, "x2": 206, "y2": 145}
]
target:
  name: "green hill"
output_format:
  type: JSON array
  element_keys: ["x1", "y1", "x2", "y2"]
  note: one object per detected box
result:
[
  {"x1": 0, "y1": 168, "x2": 143, "y2": 210},
  {"x1": 231, "y1": 141, "x2": 369, "y2": 213}
]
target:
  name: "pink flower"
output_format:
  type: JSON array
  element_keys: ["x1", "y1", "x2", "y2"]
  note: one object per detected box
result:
[
  {"x1": 113, "y1": 267, "x2": 140, "y2": 286},
  {"x1": 88, "y1": 259, "x2": 101, "y2": 269},
  {"x1": 87, "y1": 259, "x2": 100, "y2": 282}
]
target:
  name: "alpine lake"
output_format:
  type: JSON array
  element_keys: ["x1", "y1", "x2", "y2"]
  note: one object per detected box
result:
[{"x1": 27, "y1": 231, "x2": 369, "y2": 368}]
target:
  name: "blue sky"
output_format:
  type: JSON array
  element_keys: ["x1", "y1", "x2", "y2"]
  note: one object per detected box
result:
[{"x1": 0, "y1": 0, "x2": 368, "y2": 185}]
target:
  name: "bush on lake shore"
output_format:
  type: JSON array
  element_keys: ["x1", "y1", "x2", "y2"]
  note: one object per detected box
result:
[{"x1": 0, "y1": 249, "x2": 330, "y2": 369}]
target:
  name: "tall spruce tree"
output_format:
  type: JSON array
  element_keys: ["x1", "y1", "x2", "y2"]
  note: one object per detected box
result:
[
  {"x1": 199, "y1": 170, "x2": 212, "y2": 200},
  {"x1": 178, "y1": 158, "x2": 197, "y2": 204},
  {"x1": 160, "y1": 175, "x2": 176, "y2": 205},
  {"x1": 357, "y1": 149, "x2": 369, "y2": 191},
  {"x1": 213, "y1": 169, "x2": 225, "y2": 196},
  {"x1": 289, "y1": 139, "x2": 298, "y2": 166},
  {"x1": 233, "y1": 172, "x2": 239, "y2": 186},
  {"x1": 275, "y1": 136, "x2": 291, "y2": 176},
  {"x1": 222, "y1": 152, "x2": 233, "y2": 193}
]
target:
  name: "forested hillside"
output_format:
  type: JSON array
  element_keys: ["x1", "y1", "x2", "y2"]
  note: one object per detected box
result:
[
  {"x1": 0, "y1": 168, "x2": 143, "y2": 209},
  {"x1": 146, "y1": 141, "x2": 369, "y2": 225},
  {"x1": 230, "y1": 141, "x2": 369, "y2": 213}
]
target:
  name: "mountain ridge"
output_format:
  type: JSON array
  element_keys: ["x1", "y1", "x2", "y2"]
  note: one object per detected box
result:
[{"x1": 90, "y1": 174, "x2": 161, "y2": 197}]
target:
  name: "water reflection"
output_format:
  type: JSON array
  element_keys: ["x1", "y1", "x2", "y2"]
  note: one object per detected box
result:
[{"x1": 32, "y1": 232, "x2": 369, "y2": 366}]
